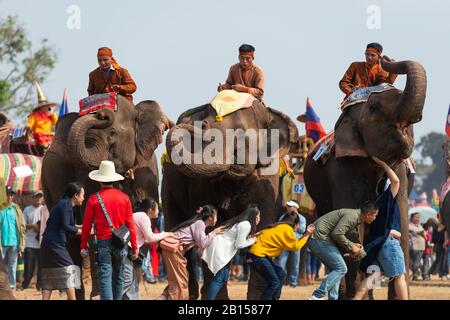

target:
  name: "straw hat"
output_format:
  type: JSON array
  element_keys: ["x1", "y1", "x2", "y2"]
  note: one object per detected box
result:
[
  {"x1": 296, "y1": 114, "x2": 306, "y2": 123},
  {"x1": 33, "y1": 82, "x2": 57, "y2": 111},
  {"x1": 88, "y1": 160, "x2": 124, "y2": 183}
]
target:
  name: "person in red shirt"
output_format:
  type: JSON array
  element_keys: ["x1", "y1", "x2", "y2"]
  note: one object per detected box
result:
[{"x1": 80, "y1": 160, "x2": 138, "y2": 300}]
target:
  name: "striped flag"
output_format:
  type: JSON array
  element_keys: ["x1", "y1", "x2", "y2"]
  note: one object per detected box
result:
[
  {"x1": 446, "y1": 105, "x2": 450, "y2": 137},
  {"x1": 305, "y1": 97, "x2": 326, "y2": 143},
  {"x1": 58, "y1": 88, "x2": 68, "y2": 117}
]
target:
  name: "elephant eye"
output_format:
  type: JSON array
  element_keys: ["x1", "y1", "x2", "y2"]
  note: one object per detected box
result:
[{"x1": 109, "y1": 129, "x2": 116, "y2": 136}]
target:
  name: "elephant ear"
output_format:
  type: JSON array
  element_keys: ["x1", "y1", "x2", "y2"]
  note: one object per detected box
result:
[
  {"x1": 135, "y1": 100, "x2": 174, "y2": 160},
  {"x1": 334, "y1": 110, "x2": 368, "y2": 158},
  {"x1": 265, "y1": 107, "x2": 300, "y2": 160}
]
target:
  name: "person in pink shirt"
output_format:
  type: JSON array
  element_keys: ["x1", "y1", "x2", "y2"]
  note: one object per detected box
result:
[
  {"x1": 156, "y1": 205, "x2": 225, "y2": 300},
  {"x1": 122, "y1": 198, "x2": 174, "y2": 299}
]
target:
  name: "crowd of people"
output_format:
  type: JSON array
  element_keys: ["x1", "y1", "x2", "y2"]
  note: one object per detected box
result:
[
  {"x1": 0, "y1": 41, "x2": 448, "y2": 301},
  {"x1": 1, "y1": 155, "x2": 448, "y2": 301}
]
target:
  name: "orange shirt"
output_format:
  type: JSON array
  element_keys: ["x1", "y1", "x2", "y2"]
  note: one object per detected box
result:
[
  {"x1": 87, "y1": 66, "x2": 137, "y2": 103},
  {"x1": 339, "y1": 61, "x2": 397, "y2": 97},
  {"x1": 26, "y1": 110, "x2": 58, "y2": 134},
  {"x1": 222, "y1": 63, "x2": 265, "y2": 100}
]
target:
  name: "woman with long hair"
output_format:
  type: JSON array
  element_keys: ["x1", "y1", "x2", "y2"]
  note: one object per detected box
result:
[
  {"x1": 156, "y1": 205, "x2": 224, "y2": 300},
  {"x1": 202, "y1": 204, "x2": 261, "y2": 300},
  {"x1": 246, "y1": 212, "x2": 314, "y2": 300},
  {"x1": 40, "y1": 182, "x2": 84, "y2": 300}
]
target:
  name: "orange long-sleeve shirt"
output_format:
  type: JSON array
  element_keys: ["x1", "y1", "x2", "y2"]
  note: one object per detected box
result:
[
  {"x1": 87, "y1": 66, "x2": 137, "y2": 103},
  {"x1": 81, "y1": 188, "x2": 137, "y2": 252},
  {"x1": 339, "y1": 61, "x2": 397, "y2": 97}
]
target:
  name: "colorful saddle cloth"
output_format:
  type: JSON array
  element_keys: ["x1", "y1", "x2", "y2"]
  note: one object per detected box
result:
[
  {"x1": 340, "y1": 83, "x2": 396, "y2": 111},
  {"x1": 0, "y1": 153, "x2": 42, "y2": 192},
  {"x1": 79, "y1": 92, "x2": 118, "y2": 116},
  {"x1": 309, "y1": 131, "x2": 335, "y2": 165},
  {"x1": 210, "y1": 89, "x2": 256, "y2": 122}
]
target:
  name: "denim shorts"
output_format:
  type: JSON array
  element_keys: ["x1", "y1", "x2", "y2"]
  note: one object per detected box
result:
[{"x1": 376, "y1": 236, "x2": 406, "y2": 277}]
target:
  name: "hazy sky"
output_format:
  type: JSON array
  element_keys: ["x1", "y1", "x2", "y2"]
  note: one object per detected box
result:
[{"x1": 1, "y1": 0, "x2": 449, "y2": 161}]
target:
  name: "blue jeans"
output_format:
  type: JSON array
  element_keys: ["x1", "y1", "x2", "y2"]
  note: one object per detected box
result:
[
  {"x1": 143, "y1": 250, "x2": 156, "y2": 282},
  {"x1": 205, "y1": 266, "x2": 230, "y2": 300},
  {"x1": 276, "y1": 250, "x2": 300, "y2": 286},
  {"x1": 306, "y1": 249, "x2": 320, "y2": 275},
  {"x1": 308, "y1": 238, "x2": 347, "y2": 300},
  {"x1": 247, "y1": 253, "x2": 286, "y2": 300},
  {"x1": 96, "y1": 239, "x2": 127, "y2": 300},
  {"x1": 1, "y1": 246, "x2": 18, "y2": 289}
]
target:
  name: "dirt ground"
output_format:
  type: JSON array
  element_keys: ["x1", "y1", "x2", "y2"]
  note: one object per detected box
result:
[{"x1": 13, "y1": 276, "x2": 450, "y2": 300}]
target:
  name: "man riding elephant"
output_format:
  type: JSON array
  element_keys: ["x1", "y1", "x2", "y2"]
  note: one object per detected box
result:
[
  {"x1": 88, "y1": 47, "x2": 137, "y2": 103},
  {"x1": 218, "y1": 44, "x2": 265, "y2": 101},
  {"x1": 305, "y1": 57, "x2": 426, "y2": 299},
  {"x1": 339, "y1": 43, "x2": 398, "y2": 99}
]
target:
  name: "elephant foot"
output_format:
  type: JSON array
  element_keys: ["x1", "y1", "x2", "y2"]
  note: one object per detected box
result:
[{"x1": 247, "y1": 269, "x2": 265, "y2": 300}]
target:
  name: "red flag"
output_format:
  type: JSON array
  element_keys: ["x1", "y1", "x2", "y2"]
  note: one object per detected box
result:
[
  {"x1": 305, "y1": 97, "x2": 326, "y2": 142},
  {"x1": 446, "y1": 105, "x2": 450, "y2": 137}
]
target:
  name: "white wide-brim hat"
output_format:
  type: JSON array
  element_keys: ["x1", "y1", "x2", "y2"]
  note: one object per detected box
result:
[{"x1": 88, "y1": 160, "x2": 124, "y2": 183}]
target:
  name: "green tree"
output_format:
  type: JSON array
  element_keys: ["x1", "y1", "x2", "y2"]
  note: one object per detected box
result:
[
  {"x1": 0, "y1": 15, "x2": 57, "y2": 117},
  {"x1": 414, "y1": 132, "x2": 447, "y2": 196}
]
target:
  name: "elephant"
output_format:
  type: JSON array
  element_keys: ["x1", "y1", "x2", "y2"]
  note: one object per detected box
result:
[
  {"x1": 162, "y1": 99, "x2": 300, "y2": 299},
  {"x1": 304, "y1": 58, "x2": 426, "y2": 299},
  {"x1": 42, "y1": 95, "x2": 173, "y2": 299},
  {"x1": 440, "y1": 139, "x2": 450, "y2": 238}
]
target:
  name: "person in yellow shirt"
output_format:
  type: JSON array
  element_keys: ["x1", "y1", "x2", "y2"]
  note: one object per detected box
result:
[
  {"x1": 246, "y1": 213, "x2": 314, "y2": 300},
  {"x1": 26, "y1": 82, "x2": 58, "y2": 150}
]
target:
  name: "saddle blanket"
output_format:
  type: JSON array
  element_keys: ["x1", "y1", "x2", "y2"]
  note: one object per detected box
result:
[
  {"x1": 340, "y1": 83, "x2": 396, "y2": 111},
  {"x1": 79, "y1": 92, "x2": 118, "y2": 116},
  {"x1": 310, "y1": 131, "x2": 335, "y2": 165},
  {"x1": 210, "y1": 89, "x2": 256, "y2": 122},
  {"x1": 0, "y1": 153, "x2": 42, "y2": 192}
]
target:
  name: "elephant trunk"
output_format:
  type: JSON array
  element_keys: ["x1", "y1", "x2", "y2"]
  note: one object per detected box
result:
[
  {"x1": 380, "y1": 58, "x2": 427, "y2": 125},
  {"x1": 67, "y1": 108, "x2": 115, "y2": 169},
  {"x1": 166, "y1": 123, "x2": 230, "y2": 178}
]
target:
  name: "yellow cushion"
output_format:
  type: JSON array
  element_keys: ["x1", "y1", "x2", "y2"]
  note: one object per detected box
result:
[{"x1": 210, "y1": 89, "x2": 256, "y2": 122}]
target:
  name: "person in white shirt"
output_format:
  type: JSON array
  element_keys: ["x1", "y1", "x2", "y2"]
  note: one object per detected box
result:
[
  {"x1": 122, "y1": 198, "x2": 174, "y2": 300},
  {"x1": 21, "y1": 190, "x2": 44, "y2": 290},
  {"x1": 202, "y1": 204, "x2": 261, "y2": 300}
]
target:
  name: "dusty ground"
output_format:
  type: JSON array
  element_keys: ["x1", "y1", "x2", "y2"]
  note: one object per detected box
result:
[{"x1": 13, "y1": 276, "x2": 450, "y2": 300}]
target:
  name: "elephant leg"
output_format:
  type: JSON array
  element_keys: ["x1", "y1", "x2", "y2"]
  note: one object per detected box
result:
[
  {"x1": 246, "y1": 265, "x2": 267, "y2": 300},
  {"x1": 394, "y1": 164, "x2": 410, "y2": 300},
  {"x1": 298, "y1": 248, "x2": 308, "y2": 286}
]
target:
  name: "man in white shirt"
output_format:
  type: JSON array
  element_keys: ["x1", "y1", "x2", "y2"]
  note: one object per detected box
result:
[{"x1": 21, "y1": 190, "x2": 43, "y2": 290}]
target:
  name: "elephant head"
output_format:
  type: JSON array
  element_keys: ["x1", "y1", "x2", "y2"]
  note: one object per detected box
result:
[
  {"x1": 67, "y1": 95, "x2": 173, "y2": 174},
  {"x1": 166, "y1": 100, "x2": 299, "y2": 179},
  {"x1": 335, "y1": 58, "x2": 427, "y2": 163}
]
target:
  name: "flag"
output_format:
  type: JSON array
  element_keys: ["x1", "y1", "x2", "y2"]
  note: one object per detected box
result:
[
  {"x1": 58, "y1": 88, "x2": 68, "y2": 117},
  {"x1": 305, "y1": 97, "x2": 326, "y2": 143},
  {"x1": 446, "y1": 104, "x2": 450, "y2": 137}
]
